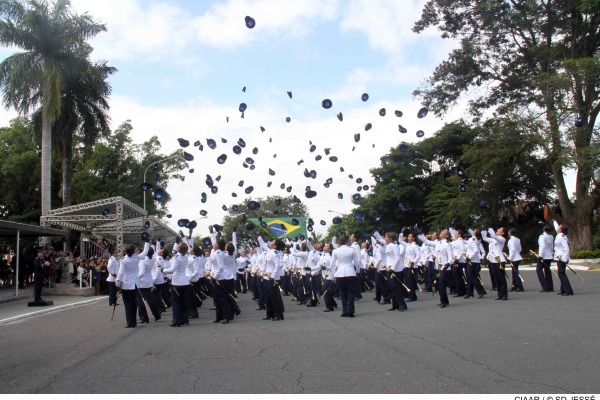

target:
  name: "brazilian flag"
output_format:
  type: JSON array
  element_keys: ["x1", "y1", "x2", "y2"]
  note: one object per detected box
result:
[{"x1": 248, "y1": 217, "x2": 307, "y2": 240}]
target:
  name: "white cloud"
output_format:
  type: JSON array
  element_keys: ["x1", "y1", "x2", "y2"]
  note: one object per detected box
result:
[
  {"x1": 70, "y1": 0, "x2": 193, "y2": 61},
  {"x1": 193, "y1": 0, "x2": 341, "y2": 50},
  {"x1": 339, "y1": 0, "x2": 448, "y2": 54}
]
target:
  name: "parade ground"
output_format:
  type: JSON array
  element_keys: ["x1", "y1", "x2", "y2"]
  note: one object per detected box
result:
[{"x1": 0, "y1": 269, "x2": 598, "y2": 394}]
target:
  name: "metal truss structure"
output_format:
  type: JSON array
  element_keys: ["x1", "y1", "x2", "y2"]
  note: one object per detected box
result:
[{"x1": 41, "y1": 196, "x2": 177, "y2": 254}]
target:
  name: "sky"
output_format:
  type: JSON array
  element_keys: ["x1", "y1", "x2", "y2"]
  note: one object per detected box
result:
[{"x1": 0, "y1": 0, "x2": 504, "y2": 238}]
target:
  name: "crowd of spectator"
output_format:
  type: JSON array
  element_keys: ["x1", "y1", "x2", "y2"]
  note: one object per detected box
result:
[{"x1": 0, "y1": 236, "x2": 116, "y2": 297}]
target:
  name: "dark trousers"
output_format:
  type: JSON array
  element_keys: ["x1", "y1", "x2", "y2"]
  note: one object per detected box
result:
[
  {"x1": 235, "y1": 272, "x2": 247, "y2": 293},
  {"x1": 452, "y1": 263, "x2": 466, "y2": 295},
  {"x1": 557, "y1": 261, "x2": 573, "y2": 295},
  {"x1": 215, "y1": 279, "x2": 236, "y2": 321},
  {"x1": 249, "y1": 275, "x2": 258, "y2": 299},
  {"x1": 491, "y1": 263, "x2": 508, "y2": 299},
  {"x1": 536, "y1": 259, "x2": 554, "y2": 291},
  {"x1": 185, "y1": 283, "x2": 199, "y2": 318},
  {"x1": 488, "y1": 263, "x2": 498, "y2": 289},
  {"x1": 510, "y1": 261, "x2": 524, "y2": 290},
  {"x1": 322, "y1": 280, "x2": 337, "y2": 310},
  {"x1": 170, "y1": 285, "x2": 189, "y2": 325},
  {"x1": 404, "y1": 268, "x2": 418, "y2": 301},
  {"x1": 466, "y1": 263, "x2": 486, "y2": 296},
  {"x1": 122, "y1": 289, "x2": 137, "y2": 327},
  {"x1": 425, "y1": 261, "x2": 435, "y2": 290},
  {"x1": 265, "y1": 280, "x2": 285, "y2": 319},
  {"x1": 438, "y1": 269, "x2": 450, "y2": 305},
  {"x1": 302, "y1": 275, "x2": 312, "y2": 302},
  {"x1": 257, "y1": 278, "x2": 266, "y2": 308},
  {"x1": 137, "y1": 287, "x2": 161, "y2": 320},
  {"x1": 158, "y1": 282, "x2": 171, "y2": 307},
  {"x1": 309, "y1": 274, "x2": 320, "y2": 305},
  {"x1": 34, "y1": 271, "x2": 44, "y2": 301},
  {"x1": 151, "y1": 285, "x2": 167, "y2": 310},
  {"x1": 337, "y1": 276, "x2": 357, "y2": 315},
  {"x1": 389, "y1": 271, "x2": 408, "y2": 309},
  {"x1": 108, "y1": 281, "x2": 117, "y2": 305},
  {"x1": 374, "y1": 270, "x2": 390, "y2": 302}
]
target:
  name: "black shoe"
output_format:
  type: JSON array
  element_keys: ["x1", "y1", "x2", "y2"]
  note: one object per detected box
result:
[
  {"x1": 463, "y1": 295, "x2": 473, "y2": 299},
  {"x1": 297, "y1": 301, "x2": 306, "y2": 305},
  {"x1": 561, "y1": 293, "x2": 573, "y2": 296},
  {"x1": 125, "y1": 325, "x2": 135, "y2": 328},
  {"x1": 221, "y1": 319, "x2": 230, "y2": 324},
  {"x1": 477, "y1": 294, "x2": 485, "y2": 299},
  {"x1": 388, "y1": 308, "x2": 398, "y2": 311},
  {"x1": 380, "y1": 301, "x2": 390, "y2": 305},
  {"x1": 510, "y1": 288, "x2": 516, "y2": 292},
  {"x1": 323, "y1": 308, "x2": 333, "y2": 312},
  {"x1": 235, "y1": 308, "x2": 241, "y2": 316},
  {"x1": 452, "y1": 294, "x2": 461, "y2": 297},
  {"x1": 255, "y1": 307, "x2": 265, "y2": 311},
  {"x1": 140, "y1": 319, "x2": 149, "y2": 324},
  {"x1": 169, "y1": 324, "x2": 181, "y2": 327},
  {"x1": 154, "y1": 316, "x2": 161, "y2": 322},
  {"x1": 547, "y1": 289, "x2": 554, "y2": 292},
  {"x1": 263, "y1": 317, "x2": 272, "y2": 320},
  {"x1": 348, "y1": 313, "x2": 355, "y2": 318},
  {"x1": 398, "y1": 307, "x2": 407, "y2": 312},
  {"x1": 516, "y1": 288, "x2": 524, "y2": 292},
  {"x1": 372, "y1": 298, "x2": 379, "y2": 301},
  {"x1": 189, "y1": 315, "x2": 199, "y2": 319},
  {"x1": 209, "y1": 307, "x2": 216, "y2": 310},
  {"x1": 439, "y1": 304, "x2": 447, "y2": 308},
  {"x1": 306, "y1": 304, "x2": 316, "y2": 307},
  {"x1": 340, "y1": 313, "x2": 349, "y2": 317},
  {"x1": 213, "y1": 319, "x2": 223, "y2": 323},
  {"x1": 272, "y1": 317, "x2": 281, "y2": 321},
  {"x1": 495, "y1": 297, "x2": 503, "y2": 300},
  {"x1": 502, "y1": 297, "x2": 508, "y2": 300}
]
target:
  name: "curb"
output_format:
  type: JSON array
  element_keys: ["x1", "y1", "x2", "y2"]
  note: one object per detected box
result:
[{"x1": 0, "y1": 297, "x2": 104, "y2": 325}]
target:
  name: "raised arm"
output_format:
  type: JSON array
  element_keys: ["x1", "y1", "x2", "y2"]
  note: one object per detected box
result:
[
  {"x1": 373, "y1": 231, "x2": 386, "y2": 246},
  {"x1": 257, "y1": 236, "x2": 269, "y2": 252},
  {"x1": 331, "y1": 236, "x2": 339, "y2": 249}
]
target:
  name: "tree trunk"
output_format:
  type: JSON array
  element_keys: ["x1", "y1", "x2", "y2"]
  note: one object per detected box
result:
[
  {"x1": 40, "y1": 114, "x2": 52, "y2": 245},
  {"x1": 62, "y1": 133, "x2": 73, "y2": 251}
]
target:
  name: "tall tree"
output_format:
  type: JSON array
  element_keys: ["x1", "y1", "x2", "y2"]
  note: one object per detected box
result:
[
  {"x1": 413, "y1": 0, "x2": 600, "y2": 250},
  {"x1": 0, "y1": 0, "x2": 107, "y2": 230},
  {"x1": 72, "y1": 120, "x2": 188, "y2": 216}
]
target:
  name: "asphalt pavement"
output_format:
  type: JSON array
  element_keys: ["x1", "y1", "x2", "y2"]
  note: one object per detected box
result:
[{"x1": 0, "y1": 269, "x2": 598, "y2": 394}]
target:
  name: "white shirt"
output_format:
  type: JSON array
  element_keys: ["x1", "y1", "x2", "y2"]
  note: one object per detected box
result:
[
  {"x1": 387, "y1": 242, "x2": 403, "y2": 272},
  {"x1": 538, "y1": 232, "x2": 554, "y2": 259},
  {"x1": 106, "y1": 256, "x2": 118, "y2": 282},
  {"x1": 554, "y1": 233, "x2": 570, "y2": 262},
  {"x1": 332, "y1": 245, "x2": 362, "y2": 277},
  {"x1": 115, "y1": 243, "x2": 150, "y2": 289},
  {"x1": 482, "y1": 229, "x2": 506, "y2": 263},
  {"x1": 161, "y1": 253, "x2": 189, "y2": 286},
  {"x1": 452, "y1": 238, "x2": 467, "y2": 263},
  {"x1": 507, "y1": 236, "x2": 523, "y2": 262},
  {"x1": 405, "y1": 242, "x2": 421, "y2": 269},
  {"x1": 466, "y1": 237, "x2": 485, "y2": 263},
  {"x1": 137, "y1": 255, "x2": 156, "y2": 288}
]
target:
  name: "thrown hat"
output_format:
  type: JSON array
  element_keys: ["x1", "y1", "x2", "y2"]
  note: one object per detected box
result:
[
  {"x1": 177, "y1": 138, "x2": 190, "y2": 148},
  {"x1": 245, "y1": 16, "x2": 256, "y2": 29},
  {"x1": 417, "y1": 107, "x2": 429, "y2": 118}
]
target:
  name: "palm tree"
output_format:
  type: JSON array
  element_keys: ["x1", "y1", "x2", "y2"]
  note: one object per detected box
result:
[
  {"x1": 0, "y1": 0, "x2": 106, "y2": 233},
  {"x1": 32, "y1": 44, "x2": 116, "y2": 208}
]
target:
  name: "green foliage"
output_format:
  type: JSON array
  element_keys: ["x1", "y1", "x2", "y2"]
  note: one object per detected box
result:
[
  {"x1": 570, "y1": 249, "x2": 600, "y2": 259},
  {"x1": 71, "y1": 120, "x2": 187, "y2": 216}
]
